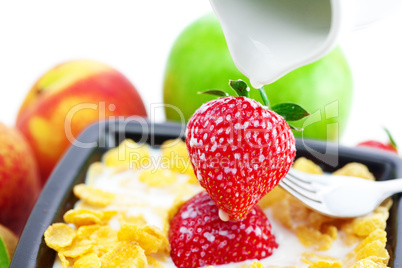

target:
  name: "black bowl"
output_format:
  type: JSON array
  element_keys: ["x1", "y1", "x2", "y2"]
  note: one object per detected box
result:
[{"x1": 10, "y1": 120, "x2": 402, "y2": 267}]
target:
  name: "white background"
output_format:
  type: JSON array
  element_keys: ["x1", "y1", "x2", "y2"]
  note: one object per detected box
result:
[{"x1": 0, "y1": 1, "x2": 402, "y2": 150}]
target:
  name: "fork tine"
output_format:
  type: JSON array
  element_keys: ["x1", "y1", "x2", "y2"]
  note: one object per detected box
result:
[
  {"x1": 288, "y1": 168, "x2": 332, "y2": 186},
  {"x1": 285, "y1": 173, "x2": 316, "y2": 193},
  {"x1": 280, "y1": 176, "x2": 322, "y2": 204},
  {"x1": 286, "y1": 171, "x2": 312, "y2": 185}
]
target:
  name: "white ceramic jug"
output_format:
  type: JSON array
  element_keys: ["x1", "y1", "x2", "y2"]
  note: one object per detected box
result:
[{"x1": 209, "y1": 0, "x2": 401, "y2": 88}]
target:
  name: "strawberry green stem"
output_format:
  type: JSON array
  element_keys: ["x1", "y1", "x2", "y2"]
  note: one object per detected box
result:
[
  {"x1": 384, "y1": 127, "x2": 398, "y2": 151},
  {"x1": 258, "y1": 87, "x2": 270, "y2": 108}
]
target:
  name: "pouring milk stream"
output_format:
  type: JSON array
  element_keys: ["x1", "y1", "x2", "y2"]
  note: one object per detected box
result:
[{"x1": 209, "y1": 0, "x2": 402, "y2": 89}]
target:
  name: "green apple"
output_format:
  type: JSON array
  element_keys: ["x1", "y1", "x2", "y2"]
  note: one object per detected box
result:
[
  {"x1": 0, "y1": 238, "x2": 9, "y2": 268},
  {"x1": 163, "y1": 13, "x2": 353, "y2": 141},
  {"x1": 0, "y1": 224, "x2": 17, "y2": 268}
]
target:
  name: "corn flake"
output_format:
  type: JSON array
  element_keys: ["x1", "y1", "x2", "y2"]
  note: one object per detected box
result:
[
  {"x1": 308, "y1": 213, "x2": 335, "y2": 232},
  {"x1": 271, "y1": 198, "x2": 293, "y2": 230},
  {"x1": 163, "y1": 198, "x2": 186, "y2": 235},
  {"x1": 258, "y1": 187, "x2": 288, "y2": 209},
  {"x1": 293, "y1": 157, "x2": 324, "y2": 174},
  {"x1": 75, "y1": 225, "x2": 115, "y2": 258},
  {"x1": 73, "y1": 253, "x2": 101, "y2": 268},
  {"x1": 344, "y1": 229, "x2": 389, "y2": 266},
  {"x1": 73, "y1": 184, "x2": 116, "y2": 207},
  {"x1": 333, "y1": 163, "x2": 375, "y2": 181},
  {"x1": 187, "y1": 171, "x2": 199, "y2": 184},
  {"x1": 161, "y1": 139, "x2": 199, "y2": 184},
  {"x1": 85, "y1": 162, "x2": 105, "y2": 187},
  {"x1": 139, "y1": 168, "x2": 177, "y2": 187},
  {"x1": 64, "y1": 209, "x2": 102, "y2": 227},
  {"x1": 288, "y1": 196, "x2": 310, "y2": 223},
  {"x1": 76, "y1": 225, "x2": 102, "y2": 240},
  {"x1": 118, "y1": 223, "x2": 170, "y2": 254},
  {"x1": 352, "y1": 258, "x2": 388, "y2": 268},
  {"x1": 308, "y1": 261, "x2": 342, "y2": 268},
  {"x1": 59, "y1": 237, "x2": 92, "y2": 258},
  {"x1": 89, "y1": 226, "x2": 118, "y2": 257},
  {"x1": 249, "y1": 262, "x2": 265, "y2": 268},
  {"x1": 100, "y1": 241, "x2": 147, "y2": 268},
  {"x1": 341, "y1": 207, "x2": 389, "y2": 240},
  {"x1": 119, "y1": 213, "x2": 147, "y2": 227},
  {"x1": 58, "y1": 252, "x2": 70, "y2": 268},
  {"x1": 352, "y1": 208, "x2": 388, "y2": 237},
  {"x1": 379, "y1": 198, "x2": 393, "y2": 210},
  {"x1": 44, "y1": 223, "x2": 76, "y2": 251},
  {"x1": 355, "y1": 240, "x2": 389, "y2": 262},
  {"x1": 100, "y1": 210, "x2": 118, "y2": 224},
  {"x1": 161, "y1": 139, "x2": 190, "y2": 173},
  {"x1": 147, "y1": 256, "x2": 165, "y2": 268},
  {"x1": 321, "y1": 225, "x2": 338, "y2": 240},
  {"x1": 102, "y1": 139, "x2": 150, "y2": 170},
  {"x1": 296, "y1": 225, "x2": 332, "y2": 251},
  {"x1": 167, "y1": 198, "x2": 186, "y2": 223},
  {"x1": 302, "y1": 252, "x2": 340, "y2": 265}
]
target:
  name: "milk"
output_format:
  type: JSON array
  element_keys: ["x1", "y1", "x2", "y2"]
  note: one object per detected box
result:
[{"x1": 209, "y1": 0, "x2": 401, "y2": 88}]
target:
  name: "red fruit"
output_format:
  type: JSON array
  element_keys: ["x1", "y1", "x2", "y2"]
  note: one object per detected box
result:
[
  {"x1": 169, "y1": 192, "x2": 278, "y2": 268},
  {"x1": 0, "y1": 122, "x2": 40, "y2": 236},
  {"x1": 185, "y1": 96, "x2": 295, "y2": 221},
  {"x1": 357, "y1": 128, "x2": 398, "y2": 154},
  {"x1": 357, "y1": 140, "x2": 397, "y2": 154}
]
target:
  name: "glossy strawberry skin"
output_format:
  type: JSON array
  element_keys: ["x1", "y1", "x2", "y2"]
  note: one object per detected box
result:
[
  {"x1": 168, "y1": 192, "x2": 278, "y2": 268},
  {"x1": 185, "y1": 96, "x2": 295, "y2": 220}
]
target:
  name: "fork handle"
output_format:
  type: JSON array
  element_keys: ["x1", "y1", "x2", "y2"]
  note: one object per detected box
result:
[{"x1": 377, "y1": 178, "x2": 402, "y2": 197}]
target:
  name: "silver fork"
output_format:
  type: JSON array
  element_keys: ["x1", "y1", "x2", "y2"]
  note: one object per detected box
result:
[{"x1": 279, "y1": 168, "x2": 402, "y2": 218}]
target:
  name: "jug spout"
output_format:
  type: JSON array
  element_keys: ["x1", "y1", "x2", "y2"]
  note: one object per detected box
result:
[{"x1": 209, "y1": 0, "x2": 348, "y2": 87}]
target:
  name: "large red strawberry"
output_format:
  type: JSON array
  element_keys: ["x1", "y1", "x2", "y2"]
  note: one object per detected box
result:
[
  {"x1": 185, "y1": 80, "x2": 308, "y2": 221},
  {"x1": 169, "y1": 191, "x2": 278, "y2": 268}
]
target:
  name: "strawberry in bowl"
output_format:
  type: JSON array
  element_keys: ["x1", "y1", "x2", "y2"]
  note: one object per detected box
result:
[{"x1": 169, "y1": 191, "x2": 278, "y2": 268}]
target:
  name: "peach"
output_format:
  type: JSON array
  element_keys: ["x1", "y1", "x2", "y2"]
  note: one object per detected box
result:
[
  {"x1": 0, "y1": 122, "x2": 40, "y2": 236},
  {"x1": 16, "y1": 60, "x2": 147, "y2": 185}
]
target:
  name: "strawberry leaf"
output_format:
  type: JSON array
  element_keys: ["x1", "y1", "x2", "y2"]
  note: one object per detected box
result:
[
  {"x1": 0, "y1": 238, "x2": 10, "y2": 268},
  {"x1": 229, "y1": 80, "x2": 250, "y2": 98},
  {"x1": 271, "y1": 103, "x2": 310, "y2": 121},
  {"x1": 198, "y1": 90, "x2": 229, "y2": 97},
  {"x1": 258, "y1": 87, "x2": 270, "y2": 108},
  {"x1": 384, "y1": 127, "x2": 398, "y2": 150}
]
